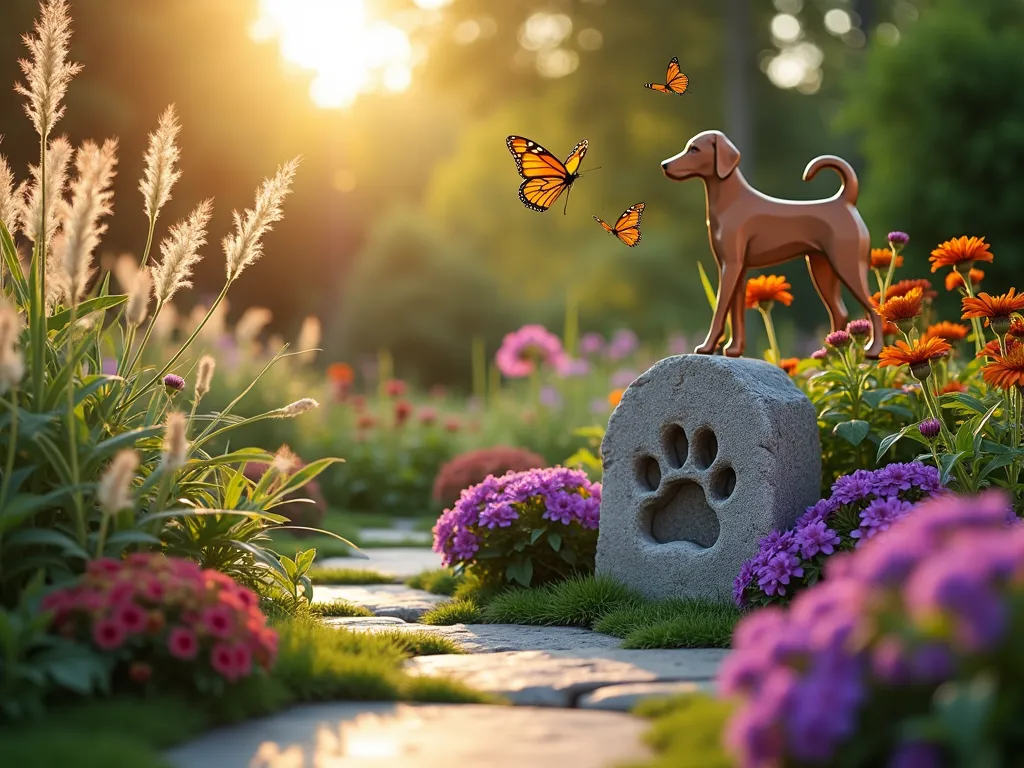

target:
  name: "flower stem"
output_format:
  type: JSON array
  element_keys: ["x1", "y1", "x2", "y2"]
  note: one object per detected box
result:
[
  {"x1": 961, "y1": 277, "x2": 986, "y2": 356},
  {"x1": 0, "y1": 389, "x2": 19, "y2": 507},
  {"x1": 758, "y1": 306, "x2": 780, "y2": 365}
]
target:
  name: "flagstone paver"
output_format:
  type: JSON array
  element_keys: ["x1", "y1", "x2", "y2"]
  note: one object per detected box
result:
[
  {"x1": 328, "y1": 618, "x2": 623, "y2": 653},
  {"x1": 164, "y1": 702, "x2": 652, "y2": 768},
  {"x1": 577, "y1": 680, "x2": 716, "y2": 711},
  {"x1": 316, "y1": 547, "x2": 441, "y2": 579},
  {"x1": 406, "y1": 648, "x2": 728, "y2": 707},
  {"x1": 314, "y1": 584, "x2": 447, "y2": 622}
]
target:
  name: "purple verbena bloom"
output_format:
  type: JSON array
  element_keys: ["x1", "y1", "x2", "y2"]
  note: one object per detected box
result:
[
  {"x1": 756, "y1": 550, "x2": 804, "y2": 596},
  {"x1": 851, "y1": 496, "x2": 914, "y2": 541},
  {"x1": 610, "y1": 368, "x2": 639, "y2": 389},
  {"x1": 579, "y1": 332, "x2": 605, "y2": 356},
  {"x1": 557, "y1": 357, "x2": 591, "y2": 377},
  {"x1": 793, "y1": 520, "x2": 841, "y2": 558},
  {"x1": 539, "y1": 385, "x2": 562, "y2": 409},
  {"x1": 606, "y1": 329, "x2": 639, "y2": 360}
]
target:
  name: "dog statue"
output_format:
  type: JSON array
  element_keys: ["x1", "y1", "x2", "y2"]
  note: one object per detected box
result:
[{"x1": 661, "y1": 130, "x2": 883, "y2": 359}]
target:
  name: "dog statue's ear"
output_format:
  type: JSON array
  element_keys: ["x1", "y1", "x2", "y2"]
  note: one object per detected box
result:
[{"x1": 714, "y1": 135, "x2": 741, "y2": 179}]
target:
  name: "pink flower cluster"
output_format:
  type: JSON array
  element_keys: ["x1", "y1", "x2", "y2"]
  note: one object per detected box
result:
[
  {"x1": 495, "y1": 325, "x2": 567, "y2": 378},
  {"x1": 43, "y1": 554, "x2": 277, "y2": 687}
]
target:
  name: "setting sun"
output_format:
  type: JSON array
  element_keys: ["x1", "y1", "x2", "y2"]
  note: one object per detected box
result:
[{"x1": 250, "y1": 0, "x2": 417, "y2": 108}]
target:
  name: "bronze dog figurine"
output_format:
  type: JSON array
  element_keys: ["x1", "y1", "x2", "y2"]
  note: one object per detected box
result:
[{"x1": 661, "y1": 130, "x2": 883, "y2": 359}]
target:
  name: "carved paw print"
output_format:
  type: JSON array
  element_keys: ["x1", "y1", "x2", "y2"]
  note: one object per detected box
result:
[{"x1": 632, "y1": 423, "x2": 737, "y2": 549}]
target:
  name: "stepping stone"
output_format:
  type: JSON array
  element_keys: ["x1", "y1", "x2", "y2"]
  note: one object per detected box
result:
[
  {"x1": 328, "y1": 621, "x2": 623, "y2": 653},
  {"x1": 314, "y1": 585, "x2": 447, "y2": 622},
  {"x1": 578, "y1": 681, "x2": 715, "y2": 712},
  {"x1": 164, "y1": 702, "x2": 652, "y2": 768},
  {"x1": 317, "y1": 547, "x2": 442, "y2": 579},
  {"x1": 407, "y1": 648, "x2": 728, "y2": 707},
  {"x1": 358, "y1": 528, "x2": 433, "y2": 546}
]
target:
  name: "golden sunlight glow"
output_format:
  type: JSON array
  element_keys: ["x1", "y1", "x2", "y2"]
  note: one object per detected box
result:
[{"x1": 251, "y1": 0, "x2": 414, "y2": 108}]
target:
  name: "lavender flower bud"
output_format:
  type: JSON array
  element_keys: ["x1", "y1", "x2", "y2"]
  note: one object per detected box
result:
[
  {"x1": 163, "y1": 373, "x2": 185, "y2": 394},
  {"x1": 825, "y1": 330, "x2": 852, "y2": 348},
  {"x1": 918, "y1": 418, "x2": 941, "y2": 439}
]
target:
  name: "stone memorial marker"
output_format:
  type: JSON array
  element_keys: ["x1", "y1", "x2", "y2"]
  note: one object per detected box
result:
[{"x1": 596, "y1": 354, "x2": 820, "y2": 602}]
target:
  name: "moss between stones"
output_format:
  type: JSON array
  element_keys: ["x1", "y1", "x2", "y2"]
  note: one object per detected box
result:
[
  {"x1": 621, "y1": 693, "x2": 736, "y2": 768},
  {"x1": 308, "y1": 567, "x2": 396, "y2": 585}
]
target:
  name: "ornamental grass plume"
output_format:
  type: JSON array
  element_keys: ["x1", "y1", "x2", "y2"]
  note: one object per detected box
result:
[
  {"x1": 125, "y1": 266, "x2": 152, "y2": 326},
  {"x1": 139, "y1": 105, "x2": 181, "y2": 224},
  {"x1": 296, "y1": 315, "x2": 321, "y2": 362},
  {"x1": 223, "y1": 158, "x2": 300, "y2": 282},
  {"x1": 15, "y1": 0, "x2": 81, "y2": 141},
  {"x1": 152, "y1": 199, "x2": 213, "y2": 303},
  {"x1": 0, "y1": 143, "x2": 19, "y2": 233},
  {"x1": 97, "y1": 450, "x2": 139, "y2": 515},
  {"x1": 0, "y1": 297, "x2": 25, "y2": 394},
  {"x1": 194, "y1": 354, "x2": 215, "y2": 399},
  {"x1": 272, "y1": 398, "x2": 319, "y2": 418},
  {"x1": 19, "y1": 134, "x2": 72, "y2": 249},
  {"x1": 55, "y1": 138, "x2": 118, "y2": 303},
  {"x1": 162, "y1": 411, "x2": 188, "y2": 471},
  {"x1": 234, "y1": 307, "x2": 273, "y2": 346}
]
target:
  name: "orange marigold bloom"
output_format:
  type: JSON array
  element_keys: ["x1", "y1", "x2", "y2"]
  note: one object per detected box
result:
[
  {"x1": 779, "y1": 358, "x2": 800, "y2": 375},
  {"x1": 929, "y1": 236, "x2": 994, "y2": 273},
  {"x1": 982, "y1": 344, "x2": 1024, "y2": 390},
  {"x1": 870, "y1": 248, "x2": 904, "y2": 270},
  {"x1": 327, "y1": 362, "x2": 355, "y2": 384},
  {"x1": 745, "y1": 275, "x2": 794, "y2": 309},
  {"x1": 945, "y1": 269, "x2": 984, "y2": 292},
  {"x1": 878, "y1": 337, "x2": 952, "y2": 370},
  {"x1": 608, "y1": 388, "x2": 625, "y2": 407},
  {"x1": 871, "y1": 279, "x2": 936, "y2": 307},
  {"x1": 923, "y1": 321, "x2": 969, "y2": 343},
  {"x1": 961, "y1": 288, "x2": 1024, "y2": 326},
  {"x1": 940, "y1": 381, "x2": 967, "y2": 394},
  {"x1": 877, "y1": 287, "x2": 924, "y2": 323},
  {"x1": 1009, "y1": 316, "x2": 1024, "y2": 339},
  {"x1": 978, "y1": 338, "x2": 1021, "y2": 360}
]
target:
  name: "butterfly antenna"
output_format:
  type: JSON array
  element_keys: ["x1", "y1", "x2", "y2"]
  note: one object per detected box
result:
[{"x1": 579, "y1": 166, "x2": 603, "y2": 175}]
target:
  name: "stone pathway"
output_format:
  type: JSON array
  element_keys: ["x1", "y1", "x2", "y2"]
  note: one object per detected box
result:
[
  {"x1": 316, "y1": 547, "x2": 442, "y2": 579},
  {"x1": 167, "y1": 559, "x2": 728, "y2": 766}
]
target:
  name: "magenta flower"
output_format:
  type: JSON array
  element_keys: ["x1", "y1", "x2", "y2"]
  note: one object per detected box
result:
[
  {"x1": 846, "y1": 318, "x2": 873, "y2": 337},
  {"x1": 495, "y1": 325, "x2": 566, "y2": 378},
  {"x1": 825, "y1": 330, "x2": 852, "y2": 348},
  {"x1": 168, "y1": 627, "x2": 199, "y2": 659},
  {"x1": 579, "y1": 332, "x2": 605, "y2": 355},
  {"x1": 888, "y1": 231, "x2": 910, "y2": 249},
  {"x1": 163, "y1": 373, "x2": 186, "y2": 393},
  {"x1": 93, "y1": 618, "x2": 127, "y2": 650},
  {"x1": 607, "y1": 329, "x2": 639, "y2": 360}
]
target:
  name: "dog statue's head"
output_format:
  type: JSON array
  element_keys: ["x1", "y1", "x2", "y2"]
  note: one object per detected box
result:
[{"x1": 661, "y1": 130, "x2": 741, "y2": 182}]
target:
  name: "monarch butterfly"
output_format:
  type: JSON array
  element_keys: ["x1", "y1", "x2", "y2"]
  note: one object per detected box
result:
[
  {"x1": 645, "y1": 57, "x2": 691, "y2": 95},
  {"x1": 506, "y1": 135, "x2": 588, "y2": 214},
  {"x1": 594, "y1": 202, "x2": 645, "y2": 247}
]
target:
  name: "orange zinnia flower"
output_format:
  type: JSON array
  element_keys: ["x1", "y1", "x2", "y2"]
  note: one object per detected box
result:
[
  {"x1": 929, "y1": 236, "x2": 994, "y2": 272},
  {"x1": 608, "y1": 388, "x2": 625, "y2": 407},
  {"x1": 977, "y1": 337, "x2": 1021, "y2": 360},
  {"x1": 745, "y1": 275, "x2": 794, "y2": 309},
  {"x1": 982, "y1": 344, "x2": 1024, "y2": 390},
  {"x1": 878, "y1": 337, "x2": 952, "y2": 378},
  {"x1": 940, "y1": 381, "x2": 967, "y2": 395},
  {"x1": 870, "y1": 248, "x2": 904, "y2": 270},
  {"x1": 877, "y1": 287, "x2": 924, "y2": 324},
  {"x1": 327, "y1": 362, "x2": 355, "y2": 384},
  {"x1": 961, "y1": 288, "x2": 1024, "y2": 327},
  {"x1": 872, "y1": 279, "x2": 936, "y2": 307},
  {"x1": 779, "y1": 358, "x2": 800, "y2": 375},
  {"x1": 945, "y1": 269, "x2": 984, "y2": 292},
  {"x1": 1009, "y1": 316, "x2": 1024, "y2": 339},
  {"x1": 923, "y1": 321, "x2": 969, "y2": 343}
]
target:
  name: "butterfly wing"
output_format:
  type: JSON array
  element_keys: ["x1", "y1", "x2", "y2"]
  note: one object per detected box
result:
[
  {"x1": 519, "y1": 176, "x2": 569, "y2": 212},
  {"x1": 612, "y1": 202, "x2": 645, "y2": 247},
  {"x1": 507, "y1": 136, "x2": 585, "y2": 212},
  {"x1": 644, "y1": 82, "x2": 670, "y2": 93},
  {"x1": 561, "y1": 139, "x2": 588, "y2": 174},
  {"x1": 646, "y1": 57, "x2": 690, "y2": 94},
  {"x1": 593, "y1": 215, "x2": 614, "y2": 233},
  {"x1": 507, "y1": 136, "x2": 570, "y2": 179}
]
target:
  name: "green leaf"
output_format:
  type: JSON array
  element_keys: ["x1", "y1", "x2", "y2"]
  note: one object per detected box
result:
[
  {"x1": 295, "y1": 548, "x2": 316, "y2": 575},
  {"x1": 877, "y1": 429, "x2": 908, "y2": 460},
  {"x1": 47, "y1": 295, "x2": 127, "y2": 334},
  {"x1": 38, "y1": 644, "x2": 110, "y2": 695},
  {"x1": 548, "y1": 532, "x2": 562, "y2": 552},
  {"x1": 953, "y1": 418, "x2": 977, "y2": 456},
  {"x1": 0, "y1": 222, "x2": 29, "y2": 305},
  {"x1": 505, "y1": 559, "x2": 534, "y2": 587},
  {"x1": 280, "y1": 555, "x2": 298, "y2": 580},
  {"x1": 980, "y1": 452, "x2": 1019, "y2": 480},
  {"x1": 529, "y1": 528, "x2": 545, "y2": 544},
  {"x1": 6, "y1": 528, "x2": 90, "y2": 560},
  {"x1": 939, "y1": 451, "x2": 966, "y2": 486},
  {"x1": 102, "y1": 530, "x2": 162, "y2": 550},
  {"x1": 0, "y1": 488, "x2": 87, "y2": 534},
  {"x1": 861, "y1": 388, "x2": 902, "y2": 408},
  {"x1": 833, "y1": 419, "x2": 871, "y2": 446},
  {"x1": 940, "y1": 393, "x2": 990, "y2": 415}
]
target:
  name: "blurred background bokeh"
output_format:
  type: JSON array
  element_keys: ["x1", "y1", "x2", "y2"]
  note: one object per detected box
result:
[{"x1": 2, "y1": 0, "x2": 1021, "y2": 389}]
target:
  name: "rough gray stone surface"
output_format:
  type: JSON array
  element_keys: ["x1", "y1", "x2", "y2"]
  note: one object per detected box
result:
[
  {"x1": 313, "y1": 584, "x2": 447, "y2": 622},
  {"x1": 164, "y1": 702, "x2": 651, "y2": 768},
  {"x1": 596, "y1": 354, "x2": 821, "y2": 602},
  {"x1": 329, "y1": 620, "x2": 623, "y2": 653},
  {"x1": 407, "y1": 648, "x2": 727, "y2": 707},
  {"x1": 316, "y1": 547, "x2": 442, "y2": 579},
  {"x1": 578, "y1": 680, "x2": 715, "y2": 711}
]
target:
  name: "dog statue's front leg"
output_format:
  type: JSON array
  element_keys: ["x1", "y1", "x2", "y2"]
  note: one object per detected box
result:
[
  {"x1": 694, "y1": 261, "x2": 744, "y2": 355},
  {"x1": 724, "y1": 269, "x2": 748, "y2": 357}
]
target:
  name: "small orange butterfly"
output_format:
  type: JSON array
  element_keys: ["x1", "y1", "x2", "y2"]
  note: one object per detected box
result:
[
  {"x1": 645, "y1": 57, "x2": 691, "y2": 95},
  {"x1": 506, "y1": 135, "x2": 588, "y2": 214},
  {"x1": 594, "y1": 202, "x2": 645, "y2": 247}
]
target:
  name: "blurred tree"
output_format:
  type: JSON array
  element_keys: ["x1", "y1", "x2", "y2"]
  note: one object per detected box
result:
[{"x1": 840, "y1": 0, "x2": 1024, "y2": 296}]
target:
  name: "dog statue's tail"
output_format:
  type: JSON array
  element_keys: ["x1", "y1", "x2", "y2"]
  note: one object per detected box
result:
[{"x1": 802, "y1": 155, "x2": 858, "y2": 205}]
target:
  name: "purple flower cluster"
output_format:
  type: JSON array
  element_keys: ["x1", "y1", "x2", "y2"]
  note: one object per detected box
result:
[
  {"x1": 494, "y1": 325, "x2": 566, "y2": 378},
  {"x1": 720, "y1": 491, "x2": 1021, "y2": 768},
  {"x1": 734, "y1": 463, "x2": 942, "y2": 607},
  {"x1": 606, "y1": 329, "x2": 639, "y2": 360},
  {"x1": 432, "y1": 466, "x2": 601, "y2": 569}
]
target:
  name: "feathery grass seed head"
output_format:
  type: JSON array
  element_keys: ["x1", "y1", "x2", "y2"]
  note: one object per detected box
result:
[
  {"x1": 15, "y1": 0, "x2": 81, "y2": 139},
  {"x1": 0, "y1": 298, "x2": 25, "y2": 394},
  {"x1": 234, "y1": 306, "x2": 273, "y2": 346},
  {"x1": 297, "y1": 315, "x2": 321, "y2": 362},
  {"x1": 0, "y1": 143, "x2": 19, "y2": 233},
  {"x1": 97, "y1": 450, "x2": 139, "y2": 515},
  {"x1": 161, "y1": 411, "x2": 188, "y2": 471},
  {"x1": 223, "y1": 158, "x2": 300, "y2": 281},
  {"x1": 20, "y1": 134, "x2": 73, "y2": 248},
  {"x1": 125, "y1": 265, "x2": 152, "y2": 325},
  {"x1": 195, "y1": 354, "x2": 215, "y2": 399},
  {"x1": 152, "y1": 199, "x2": 212, "y2": 303},
  {"x1": 273, "y1": 397, "x2": 319, "y2": 418},
  {"x1": 140, "y1": 105, "x2": 181, "y2": 223}
]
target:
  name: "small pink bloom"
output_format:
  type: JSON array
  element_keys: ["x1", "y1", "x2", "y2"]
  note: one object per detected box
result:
[
  {"x1": 200, "y1": 605, "x2": 234, "y2": 638},
  {"x1": 127, "y1": 553, "x2": 152, "y2": 567},
  {"x1": 168, "y1": 627, "x2": 199, "y2": 659},
  {"x1": 87, "y1": 558, "x2": 122, "y2": 576},
  {"x1": 93, "y1": 618, "x2": 127, "y2": 650},
  {"x1": 142, "y1": 579, "x2": 166, "y2": 602},
  {"x1": 168, "y1": 559, "x2": 203, "y2": 581},
  {"x1": 117, "y1": 603, "x2": 147, "y2": 634},
  {"x1": 233, "y1": 587, "x2": 258, "y2": 610},
  {"x1": 108, "y1": 581, "x2": 135, "y2": 605},
  {"x1": 232, "y1": 644, "x2": 253, "y2": 677},
  {"x1": 210, "y1": 642, "x2": 236, "y2": 680}
]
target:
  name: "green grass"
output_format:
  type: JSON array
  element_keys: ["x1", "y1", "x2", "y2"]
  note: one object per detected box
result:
[
  {"x1": 309, "y1": 566, "x2": 396, "y2": 585},
  {"x1": 420, "y1": 598, "x2": 484, "y2": 625},
  {"x1": 0, "y1": 612, "x2": 490, "y2": 767},
  {"x1": 313, "y1": 599, "x2": 375, "y2": 617},
  {"x1": 418, "y1": 574, "x2": 741, "y2": 648},
  {"x1": 621, "y1": 693, "x2": 736, "y2": 768},
  {"x1": 405, "y1": 568, "x2": 462, "y2": 596}
]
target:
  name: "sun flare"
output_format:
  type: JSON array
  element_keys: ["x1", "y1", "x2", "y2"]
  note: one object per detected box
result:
[{"x1": 251, "y1": 0, "x2": 420, "y2": 108}]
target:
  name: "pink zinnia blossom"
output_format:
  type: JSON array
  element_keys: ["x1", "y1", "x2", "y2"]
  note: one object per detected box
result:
[
  {"x1": 210, "y1": 642, "x2": 236, "y2": 680},
  {"x1": 232, "y1": 587, "x2": 258, "y2": 611},
  {"x1": 232, "y1": 644, "x2": 253, "y2": 677},
  {"x1": 495, "y1": 325, "x2": 566, "y2": 378},
  {"x1": 93, "y1": 618, "x2": 127, "y2": 650},
  {"x1": 168, "y1": 627, "x2": 199, "y2": 659},
  {"x1": 200, "y1": 605, "x2": 234, "y2": 638},
  {"x1": 87, "y1": 558, "x2": 122, "y2": 576},
  {"x1": 116, "y1": 603, "x2": 147, "y2": 634}
]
